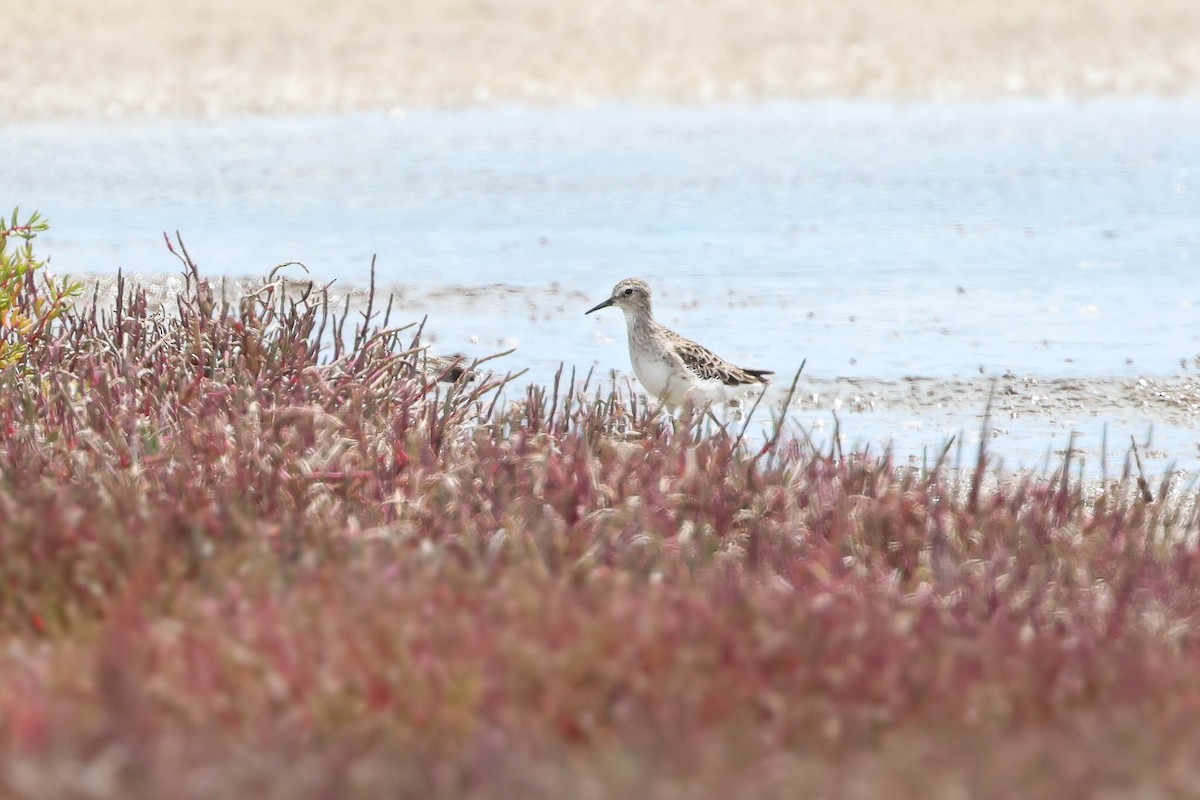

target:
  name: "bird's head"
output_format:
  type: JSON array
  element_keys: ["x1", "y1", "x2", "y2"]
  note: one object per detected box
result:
[{"x1": 585, "y1": 277, "x2": 653, "y2": 317}]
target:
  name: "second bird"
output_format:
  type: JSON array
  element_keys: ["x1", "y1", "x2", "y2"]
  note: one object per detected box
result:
[{"x1": 586, "y1": 278, "x2": 773, "y2": 410}]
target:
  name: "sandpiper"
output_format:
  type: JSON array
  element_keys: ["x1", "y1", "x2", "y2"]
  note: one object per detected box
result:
[
  {"x1": 421, "y1": 351, "x2": 476, "y2": 383},
  {"x1": 586, "y1": 278, "x2": 773, "y2": 409}
]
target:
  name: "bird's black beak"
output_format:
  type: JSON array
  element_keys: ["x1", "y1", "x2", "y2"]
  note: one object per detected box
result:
[{"x1": 585, "y1": 297, "x2": 614, "y2": 315}]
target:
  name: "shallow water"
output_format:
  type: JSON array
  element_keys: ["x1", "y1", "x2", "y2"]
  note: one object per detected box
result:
[{"x1": 4, "y1": 100, "x2": 1199, "y2": 473}]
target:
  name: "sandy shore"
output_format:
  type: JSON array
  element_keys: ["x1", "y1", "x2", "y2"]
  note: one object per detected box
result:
[
  {"x1": 799, "y1": 374, "x2": 1200, "y2": 438},
  {"x1": 5, "y1": 0, "x2": 1199, "y2": 119}
]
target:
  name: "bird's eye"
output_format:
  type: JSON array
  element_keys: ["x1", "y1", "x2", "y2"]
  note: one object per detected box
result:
[{"x1": 623, "y1": 288, "x2": 634, "y2": 296}]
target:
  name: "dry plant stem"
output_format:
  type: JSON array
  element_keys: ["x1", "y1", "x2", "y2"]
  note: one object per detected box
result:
[
  {"x1": 752, "y1": 359, "x2": 806, "y2": 463},
  {"x1": 968, "y1": 380, "x2": 997, "y2": 513},
  {"x1": 1130, "y1": 435, "x2": 1155, "y2": 503}
]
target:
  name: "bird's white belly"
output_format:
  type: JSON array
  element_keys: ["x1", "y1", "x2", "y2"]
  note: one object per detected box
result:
[
  {"x1": 630, "y1": 348, "x2": 678, "y2": 400},
  {"x1": 630, "y1": 347, "x2": 718, "y2": 407}
]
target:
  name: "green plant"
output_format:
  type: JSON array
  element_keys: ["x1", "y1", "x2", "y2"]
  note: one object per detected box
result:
[{"x1": 0, "y1": 208, "x2": 83, "y2": 368}]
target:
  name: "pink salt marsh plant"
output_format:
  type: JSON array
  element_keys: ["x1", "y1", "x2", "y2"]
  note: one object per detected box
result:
[{"x1": 0, "y1": 226, "x2": 1199, "y2": 799}]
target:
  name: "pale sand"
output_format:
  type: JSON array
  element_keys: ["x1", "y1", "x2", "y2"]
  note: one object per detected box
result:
[{"x1": 5, "y1": 0, "x2": 1199, "y2": 119}]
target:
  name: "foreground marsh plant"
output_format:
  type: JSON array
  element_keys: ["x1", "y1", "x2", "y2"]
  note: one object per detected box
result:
[
  {"x1": 4, "y1": 224, "x2": 1200, "y2": 800},
  {"x1": 586, "y1": 277, "x2": 773, "y2": 411}
]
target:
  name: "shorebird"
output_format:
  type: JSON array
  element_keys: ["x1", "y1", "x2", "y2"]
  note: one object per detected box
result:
[
  {"x1": 420, "y1": 351, "x2": 476, "y2": 383},
  {"x1": 586, "y1": 278, "x2": 773, "y2": 410}
]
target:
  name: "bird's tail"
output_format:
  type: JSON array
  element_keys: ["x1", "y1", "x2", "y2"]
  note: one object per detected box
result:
[{"x1": 743, "y1": 368, "x2": 774, "y2": 383}]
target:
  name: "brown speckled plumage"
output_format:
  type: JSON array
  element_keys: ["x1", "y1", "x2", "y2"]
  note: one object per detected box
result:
[{"x1": 587, "y1": 277, "x2": 772, "y2": 408}]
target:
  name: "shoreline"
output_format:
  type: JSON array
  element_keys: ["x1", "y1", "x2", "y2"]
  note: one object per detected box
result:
[
  {"x1": 7, "y1": 93, "x2": 1200, "y2": 126},
  {"x1": 4, "y1": 0, "x2": 1198, "y2": 120}
]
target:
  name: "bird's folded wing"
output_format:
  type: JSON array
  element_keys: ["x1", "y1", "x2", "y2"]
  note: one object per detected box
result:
[{"x1": 672, "y1": 335, "x2": 765, "y2": 387}]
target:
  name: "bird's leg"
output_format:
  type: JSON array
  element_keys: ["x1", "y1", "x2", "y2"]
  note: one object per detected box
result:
[
  {"x1": 639, "y1": 395, "x2": 675, "y2": 434},
  {"x1": 659, "y1": 402, "x2": 682, "y2": 435}
]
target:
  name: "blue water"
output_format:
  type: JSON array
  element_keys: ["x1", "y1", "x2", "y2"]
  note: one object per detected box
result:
[{"x1": 3, "y1": 99, "x2": 1198, "y2": 473}]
